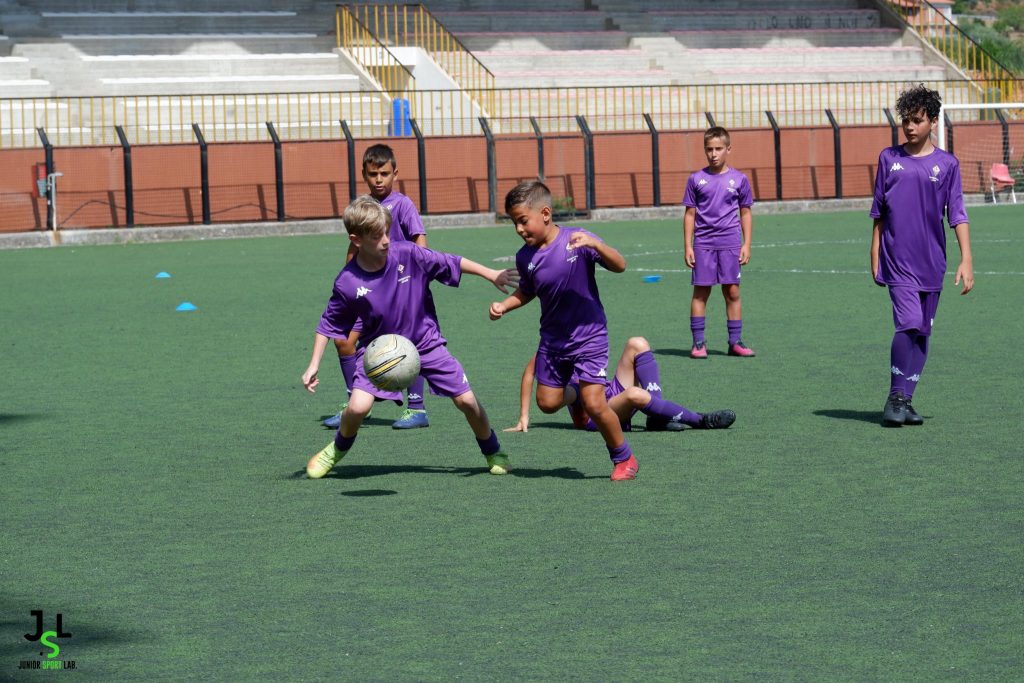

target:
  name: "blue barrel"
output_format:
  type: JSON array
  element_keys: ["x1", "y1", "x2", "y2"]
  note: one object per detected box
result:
[{"x1": 388, "y1": 98, "x2": 411, "y2": 137}]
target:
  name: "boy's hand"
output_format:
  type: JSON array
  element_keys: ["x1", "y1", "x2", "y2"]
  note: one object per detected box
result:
[
  {"x1": 489, "y1": 301, "x2": 506, "y2": 320},
  {"x1": 955, "y1": 260, "x2": 974, "y2": 295},
  {"x1": 503, "y1": 416, "x2": 529, "y2": 433},
  {"x1": 568, "y1": 231, "x2": 599, "y2": 250},
  {"x1": 491, "y1": 267, "x2": 520, "y2": 294},
  {"x1": 685, "y1": 247, "x2": 696, "y2": 268},
  {"x1": 302, "y1": 366, "x2": 320, "y2": 393},
  {"x1": 739, "y1": 245, "x2": 750, "y2": 265}
]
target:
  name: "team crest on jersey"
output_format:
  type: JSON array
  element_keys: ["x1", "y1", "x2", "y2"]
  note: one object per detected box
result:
[
  {"x1": 929, "y1": 165, "x2": 941, "y2": 182},
  {"x1": 729, "y1": 179, "x2": 735, "y2": 186},
  {"x1": 397, "y1": 264, "x2": 405, "y2": 273},
  {"x1": 890, "y1": 162, "x2": 904, "y2": 172}
]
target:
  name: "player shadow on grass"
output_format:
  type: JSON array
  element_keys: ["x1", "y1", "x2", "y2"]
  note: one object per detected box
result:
[
  {"x1": 289, "y1": 465, "x2": 597, "y2": 480},
  {"x1": 813, "y1": 409, "x2": 893, "y2": 424},
  {"x1": 0, "y1": 413, "x2": 48, "y2": 426},
  {"x1": 317, "y1": 415, "x2": 396, "y2": 429},
  {"x1": 655, "y1": 348, "x2": 729, "y2": 358}
]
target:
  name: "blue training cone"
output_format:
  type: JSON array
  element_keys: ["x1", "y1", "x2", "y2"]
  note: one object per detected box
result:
[
  {"x1": 642, "y1": 274, "x2": 663, "y2": 283},
  {"x1": 175, "y1": 301, "x2": 198, "y2": 312},
  {"x1": 155, "y1": 271, "x2": 172, "y2": 279}
]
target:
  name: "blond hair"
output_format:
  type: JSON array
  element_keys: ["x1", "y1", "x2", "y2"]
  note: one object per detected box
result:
[{"x1": 343, "y1": 195, "x2": 390, "y2": 238}]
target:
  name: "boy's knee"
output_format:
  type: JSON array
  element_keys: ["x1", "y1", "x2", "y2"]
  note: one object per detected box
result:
[
  {"x1": 334, "y1": 338, "x2": 357, "y2": 355},
  {"x1": 622, "y1": 386, "x2": 648, "y2": 406},
  {"x1": 536, "y1": 395, "x2": 562, "y2": 414},
  {"x1": 451, "y1": 391, "x2": 478, "y2": 412},
  {"x1": 626, "y1": 336, "x2": 650, "y2": 354}
]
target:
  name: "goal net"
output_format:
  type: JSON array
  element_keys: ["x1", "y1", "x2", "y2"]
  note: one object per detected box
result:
[{"x1": 938, "y1": 103, "x2": 1024, "y2": 203}]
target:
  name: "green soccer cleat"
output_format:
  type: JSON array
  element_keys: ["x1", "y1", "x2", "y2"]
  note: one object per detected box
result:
[
  {"x1": 306, "y1": 442, "x2": 346, "y2": 479},
  {"x1": 485, "y1": 452, "x2": 511, "y2": 475}
]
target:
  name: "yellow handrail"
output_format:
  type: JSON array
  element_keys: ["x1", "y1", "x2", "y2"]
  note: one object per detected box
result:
[
  {"x1": 3, "y1": 80, "x2": 1021, "y2": 148},
  {"x1": 336, "y1": 5, "x2": 415, "y2": 100}
]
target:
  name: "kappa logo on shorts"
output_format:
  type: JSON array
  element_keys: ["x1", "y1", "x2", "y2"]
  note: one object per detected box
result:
[
  {"x1": 461, "y1": 374, "x2": 468, "y2": 384},
  {"x1": 598, "y1": 369, "x2": 607, "y2": 378},
  {"x1": 356, "y1": 286, "x2": 372, "y2": 298},
  {"x1": 890, "y1": 162, "x2": 904, "y2": 172}
]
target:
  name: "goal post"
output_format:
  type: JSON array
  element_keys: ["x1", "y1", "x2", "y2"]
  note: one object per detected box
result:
[{"x1": 937, "y1": 102, "x2": 1024, "y2": 202}]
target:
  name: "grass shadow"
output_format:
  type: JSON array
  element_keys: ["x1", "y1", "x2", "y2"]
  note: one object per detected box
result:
[
  {"x1": 289, "y1": 464, "x2": 596, "y2": 481},
  {"x1": 0, "y1": 413, "x2": 48, "y2": 426},
  {"x1": 813, "y1": 409, "x2": 885, "y2": 425},
  {"x1": 340, "y1": 489, "x2": 398, "y2": 497},
  {"x1": 655, "y1": 348, "x2": 728, "y2": 358}
]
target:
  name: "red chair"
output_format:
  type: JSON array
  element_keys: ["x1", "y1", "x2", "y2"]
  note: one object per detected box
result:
[{"x1": 990, "y1": 163, "x2": 1017, "y2": 204}]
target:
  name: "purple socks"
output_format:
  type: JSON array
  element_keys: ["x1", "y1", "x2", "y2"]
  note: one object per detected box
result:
[
  {"x1": 334, "y1": 431, "x2": 356, "y2": 452},
  {"x1": 889, "y1": 330, "x2": 916, "y2": 396},
  {"x1": 607, "y1": 440, "x2": 632, "y2": 464},
  {"x1": 641, "y1": 396, "x2": 703, "y2": 428},
  {"x1": 476, "y1": 430, "x2": 500, "y2": 456},
  {"x1": 407, "y1": 375, "x2": 426, "y2": 410},
  {"x1": 727, "y1": 319, "x2": 743, "y2": 345},
  {"x1": 690, "y1": 316, "x2": 706, "y2": 346},
  {"x1": 633, "y1": 351, "x2": 662, "y2": 397}
]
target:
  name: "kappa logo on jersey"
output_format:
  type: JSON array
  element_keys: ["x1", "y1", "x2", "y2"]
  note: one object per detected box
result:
[
  {"x1": 890, "y1": 162, "x2": 904, "y2": 172},
  {"x1": 356, "y1": 286, "x2": 372, "y2": 298},
  {"x1": 645, "y1": 382, "x2": 661, "y2": 393},
  {"x1": 527, "y1": 261, "x2": 536, "y2": 272},
  {"x1": 698, "y1": 178, "x2": 708, "y2": 186}
]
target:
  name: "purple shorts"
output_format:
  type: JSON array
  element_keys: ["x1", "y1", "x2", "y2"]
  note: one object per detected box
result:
[
  {"x1": 352, "y1": 344, "x2": 471, "y2": 401},
  {"x1": 583, "y1": 376, "x2": 635, "y2": 432},
  {"x1": 535, "y1": 344, "x2": 609, "y2": 389},
  {"x1": 691, "y1": 247, "x2": 741, "y2": 286},
  {"x1": 889, "y1": 286, "x2": 941, "y2": 336}
]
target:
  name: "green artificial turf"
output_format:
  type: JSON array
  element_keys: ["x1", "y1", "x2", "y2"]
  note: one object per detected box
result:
[{"x1": 1, "y1": 206, "x2": 1022, "y2": 681}]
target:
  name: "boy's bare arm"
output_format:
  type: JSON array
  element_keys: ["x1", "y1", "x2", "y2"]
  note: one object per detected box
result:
[
  {"x1": 870, "y1": 219, "x2": 883, "y2": 286},
  {"x1": 302, "y1": 333, "x2": 332, "y2": 393},
  {"x1": 504, "y1": 355, "x2": 537, "y2": 433},
  {"x1": 490, "y1": 288, "x2": 533, "y2": 320},
  {"x1": 952, "y1": 223, "x2": 974, "y2": 295},
  {"x1": 414, "y1": 234, "x2": 427, "y2": 248},
  {"x1": 458, "y1": 257, "x2": 519, "y2": 293},
  {"x1": 739, "y1": 206, "x2": 753, "y2": 265},
  {"x1": 683, "y1": 207, "x2": 696, "y2": 267},
  {"x1": 569, "y1": 231, "x2": 626, "y2": 272}
]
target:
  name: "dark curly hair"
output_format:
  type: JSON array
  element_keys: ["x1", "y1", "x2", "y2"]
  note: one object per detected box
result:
[{"x1": 895, "y1": 84, "x2": 942, "y2": 121}]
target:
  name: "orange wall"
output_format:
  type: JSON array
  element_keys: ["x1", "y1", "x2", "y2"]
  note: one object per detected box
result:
[{"x1": 0, "y1": 123, "x2": 1016, "y2": 232}]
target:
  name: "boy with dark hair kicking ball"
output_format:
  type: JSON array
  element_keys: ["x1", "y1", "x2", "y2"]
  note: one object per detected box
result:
[
  {"x1": 506, "y1": 335, "x2": 736, "y2": 433},
  {"x1": 323, "y1": 143, "x2": 433, "y2": 431},
  {"x1": 302, "y1": 196, "x2": 518, "y2": 478},
  {"x1": 683, "y1": 126, "x2": 755, "y2": 358},
  {"x1": 870, "y1": 84, "x2": 973, "y2": 427},
  {"x1": 490, "y1": 180, "x2": 639, "y2": 481}
]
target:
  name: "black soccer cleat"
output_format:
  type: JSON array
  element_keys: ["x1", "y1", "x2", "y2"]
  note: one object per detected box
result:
[
  {"x1": 903, "y1": 401, "x2": 924, "y2": 426},
  {"x1": 882, "y1": 392, "x2": 908, "y2": 427},
  {"x1": 699, "y1": 409, "x2": 736, "y2": 429}
]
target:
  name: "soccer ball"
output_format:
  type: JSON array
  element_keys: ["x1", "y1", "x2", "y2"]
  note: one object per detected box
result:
[{"x1": 363, "y1": 334, "x2": 421, "y2": 391}]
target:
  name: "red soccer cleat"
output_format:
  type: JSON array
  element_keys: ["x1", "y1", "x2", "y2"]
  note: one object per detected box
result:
[
  {"x1": 690, "y1": 342, "x2": 708, "y2": 359},
  {"x1": 610, "y1": 454, "x2": 639, "y2": 481},
  {"x1": 728, "y1": 341, "x2": 756, "y2": 357}
]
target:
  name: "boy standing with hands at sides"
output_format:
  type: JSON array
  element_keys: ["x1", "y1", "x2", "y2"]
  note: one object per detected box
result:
[
  {"x1": 683, "y1": 126, "x2": 755, "y2": 359},
  {"x1": 870, "y1": 84, "x2": 973, "y2": 427},
  {"x1": 490, "y1": 181, "x2": 640, "y2": 481},
  {"x1": 323, "y1": 144, "x2": 433, "y2": 431},
  {"x1": 302, "y1": 196, "x2": 518, "y2": 479}
]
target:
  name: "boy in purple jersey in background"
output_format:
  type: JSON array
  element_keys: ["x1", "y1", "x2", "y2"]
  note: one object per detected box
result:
[
  {"x1": 323, "y1": 144, "x2": 433, "y2": 431},
  {"x1": 505, "y1": 335, "x2": 737, "y2": 434},
  {"x1": 489, "y1": 181, "x2": 639, "y2": 482},
  {"x1": 302, "y1": 196, "x2": 518, "y2": 479},
  {"x1": 683, "y1": 126, "x2": 755, "y2": 359},
  {"x1": 870, "y1": 84, "x2": 973, "y2": 427}
]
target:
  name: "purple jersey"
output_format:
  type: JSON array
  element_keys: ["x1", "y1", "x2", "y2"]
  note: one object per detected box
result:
[
  {"x1": 516, "y1": 226, "x2": 609, "y2": 353},
  {"x1": 317, "y1": 241, "x2": 460, "y2": 353},
  {"x1": 870, "y1": 146, "x2": 968, "y2": 291},
  {"x1": 682, "y1": 167, "x2": 754, "y2": 249},
  {"x1": 380, "y1": 191, "x2": 426, "y2": 244}
]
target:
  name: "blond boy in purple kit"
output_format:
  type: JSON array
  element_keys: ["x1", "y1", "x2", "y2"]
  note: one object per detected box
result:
[
  {"x1": 870, "y1": 84, "x2": 973, "y2": 427},
  {"x1": 302, "y1": 196, "x2": 518, "y2": 479},
  {"x1": 683, "y1": 126, "x2": 755, "y2": 359},
  {"x1": 323, "y1": 144, "x2": 433, "y2": 431},
  {"x1": 489, "y1": 181, "x2": 639, "y2": 482}
]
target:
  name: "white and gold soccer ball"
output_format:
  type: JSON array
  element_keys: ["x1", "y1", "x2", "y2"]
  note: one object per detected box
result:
[{"x1": 363, "y1": 334, "x2": 421, "y2": 391}]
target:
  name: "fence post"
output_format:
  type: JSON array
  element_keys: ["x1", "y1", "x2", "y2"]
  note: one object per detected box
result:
[
  {"x1": 478, "y1": 116, "x2": 497, "y2": 215},
  {"x1": 943, "y1": 112, "x2": 954, "y2": 157},
  {"x1": 765, "y1": 111, "x2": 782, "y2": 202},
  {"x1": 410, "y1": 117, "x2": 428, "y2": 214},
  {"x1": 115, "y1": 125, "x2": 134, "y2": 227},
  {"x1": 339, "y1": 119, "x2": 357, "y2": 202},
  {"x1": 36, "y1": 128, "x2": 54, "y2": 230},
  {"x1": 266, "y1": 122, "x2": 285, "y2": 222},
  {"x1": 883, "y1": 107, "x2": 899, "y2": 148},
  {"x1": 825, "y1": 108, "x2": 842, "y2": 200},
  {"x1": 575, "y1": 114, "x2": 595, "y2": 213},
  {"x1": 704, "y1": 112, "x2": 716, "y2": 128},
  {"x1": 642, "y1": 113, "x2": 660, "y2": 207},
  {"x1": 994, "y1": 108, "x2": 1010, "y2": 165},
  {"x1": 192, "y1": 123, "x2": 211, "y2": 225},
  {"x1": 529, "y1": 116, "x2": 544, "y2": 180}
]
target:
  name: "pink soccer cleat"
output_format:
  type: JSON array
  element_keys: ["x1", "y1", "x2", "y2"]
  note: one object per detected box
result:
[
  {"x1": 728, "y1": 341, "x2": 756, "y2": 357},
  {"x1": 610, "y1": 455, "x2": 639, "y2": 481},
  {"x1": 690, "y1": 342, "x2": 708, "y2": 359}
]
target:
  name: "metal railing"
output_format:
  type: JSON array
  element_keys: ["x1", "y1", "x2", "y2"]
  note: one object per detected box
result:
[
  {"x1": 3, "y1": 79, "x2": 1021, "y2": 148},
  {"x1": 341, "y1": 3, "x2": 495, "y2": 116},
  {"x1": 884, "y1": 0, "x2": 1020, "y2": 102},
  {"x1": 336, "y1": 4, "x2": 415, "y2": 99}
]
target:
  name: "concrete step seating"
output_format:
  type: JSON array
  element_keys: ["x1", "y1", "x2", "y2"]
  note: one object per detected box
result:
[
  {"x1": 434, "y1": 10, "x2": 612, "y2": 32},
  {"x1": 630, "y1": 9, "x2": 882, "y2": 31},
  {"x1": 687, "y1": 46, "x2": 927, "y2": 69},
  {"x1": 669, "y1": 28, "x2": 903, "y2": 49},
  {"x1": 80, "y1": 52, "x2": 345, "y2": 78},
  {"x1": 37, "y1": 10, "x2": 328, "y2": 33},
  {"x1": 457, "y1": 32, "x2": 631, "y2": 51}
]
